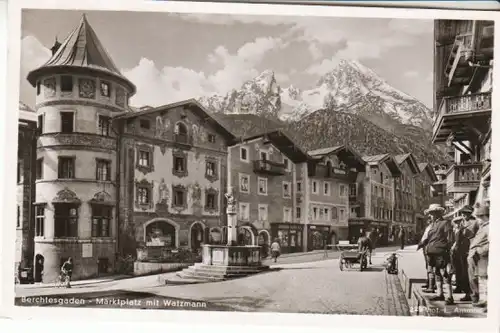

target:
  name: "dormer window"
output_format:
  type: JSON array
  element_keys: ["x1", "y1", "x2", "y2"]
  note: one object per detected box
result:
[{"x1": 174, "y1": 122, "x2": 188, "y2": 144}]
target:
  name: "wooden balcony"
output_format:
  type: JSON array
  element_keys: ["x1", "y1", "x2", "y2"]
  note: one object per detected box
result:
[
  {"x1": 432, "y1": 92, "x2": 491, "y2": 143},
  {"x1": 253, "y1": 160, "x2": 286, "y2": 175},
  {"x1": 309, "y1": 164, "x2": 356, "y2": 181},
  {"x1": 173, "y1": 133, "x2": 193, "y2": 148},
  {"x1": 446, "y1": 163, "x2": 482, "y2": 193}
]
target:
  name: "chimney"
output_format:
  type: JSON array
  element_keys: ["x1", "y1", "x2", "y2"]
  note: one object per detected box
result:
[{"x1": 50, "y1": 37, "x2": 61, "y2": 56}]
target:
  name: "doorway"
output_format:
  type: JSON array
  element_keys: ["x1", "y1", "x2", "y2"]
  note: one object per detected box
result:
[
  {"x1": 190, "y1": 222, "x2": 205, "y2": 252},
  {"x1": 34, "y1": 254, "x2": 44, "y2": 283}
]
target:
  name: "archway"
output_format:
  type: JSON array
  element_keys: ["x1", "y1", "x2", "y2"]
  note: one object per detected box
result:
[
  {"x1": 238, "y1": 226, "x2": 255, "y2": 245},
  {"x1": 190, "y1": 221, "x2": 206, "y2": 251},
  {"x1": 34, "y1": 254, "x2": 44, "y2": 283},
  {"x1": 258, "y1": 230, "x2": 271, "y2": 257},
  {"x1": 144, "y1": 219, "x2": 178, "y2": 248}
]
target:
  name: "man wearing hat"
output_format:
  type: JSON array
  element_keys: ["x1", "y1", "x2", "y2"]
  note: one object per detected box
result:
[
  {"x1": 467, "y1": 203, "x2": 489, "y2": 309},
  {"x1": 417, "y1": 217, "x2": 435, "y2": 292},
  {"x1": 450, "y1": 205, "x2": 476, "y2": 301},
  {"x1": 420, "y1": 204, "x2": 455, "y2": 305}
]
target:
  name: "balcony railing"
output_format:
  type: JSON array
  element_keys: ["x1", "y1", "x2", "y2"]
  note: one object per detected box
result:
[
  {"x1": 253, "y1": 160, "x2": 286, "y2": 175},
  {"x1": 432, "y1": 92, "x2": 491, "y2": 139},
  {"x1": 446, "y1": 163, "x2": 482, "y2": 193},
  {"x1": 174, "y1": 133, "x2": 192, "y2": 145}
]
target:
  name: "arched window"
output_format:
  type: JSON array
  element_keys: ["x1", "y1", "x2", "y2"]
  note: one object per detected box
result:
[{"x1": 175, "y1": 122, "x2": 187, "y2": 135}]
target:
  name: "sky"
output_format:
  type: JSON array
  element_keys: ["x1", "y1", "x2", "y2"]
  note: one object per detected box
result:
[{"x1": 20, "y1": 9, "x2": 434, "y2": 109}]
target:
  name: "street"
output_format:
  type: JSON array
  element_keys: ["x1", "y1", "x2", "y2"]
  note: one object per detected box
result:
[{"x1": 15, "y1": 248, "x2": 410, "y2": 316}]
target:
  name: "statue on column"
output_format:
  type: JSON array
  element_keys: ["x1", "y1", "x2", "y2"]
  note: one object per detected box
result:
[{"x1": 225, "y1": 187, "x2": 236, "y2": 214}]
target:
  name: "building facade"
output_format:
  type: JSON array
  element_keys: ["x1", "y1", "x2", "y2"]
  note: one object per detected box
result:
[
  {"x1": 415, "y1": 163, "x2": 439, "y2": 236},
  {"x1": 393, "y1": 154, "x2": 420, "y2": 238},
  {"x1": 432, "y1": 19, "x2": 493, "y2": 217},
  {"x1": 227, "y1": 130, "x2": 308, "y2": 254},
  {"x1": 349, "y1": 154, "x2": 401, "y2": 245}
]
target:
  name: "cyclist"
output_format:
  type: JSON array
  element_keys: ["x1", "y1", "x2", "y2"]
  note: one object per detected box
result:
[{"x1": 61, "y1": 257, "x2": 73, "y2": 288}]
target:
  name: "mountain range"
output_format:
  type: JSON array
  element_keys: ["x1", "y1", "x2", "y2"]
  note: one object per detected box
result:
[{"x1": 200, "y1": 59, "x2": 448, "y2": 164}]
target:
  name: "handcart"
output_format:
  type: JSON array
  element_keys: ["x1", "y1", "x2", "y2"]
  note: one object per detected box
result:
[{"x1": 336, "y1": 243, "x2": 368, "y2": 272}]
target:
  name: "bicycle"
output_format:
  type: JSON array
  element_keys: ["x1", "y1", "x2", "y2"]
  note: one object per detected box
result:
[{"x1": 53, "y1": 272, "x2": 70, "y2": 288}]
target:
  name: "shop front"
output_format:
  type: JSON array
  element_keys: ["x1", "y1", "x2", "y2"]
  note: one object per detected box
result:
[
  {"x1": 307, "y1": 225, "x2": 331, "y2": 251},
  {"x1": 270, "y1": 223, "x2": 304, "y2": 254}
]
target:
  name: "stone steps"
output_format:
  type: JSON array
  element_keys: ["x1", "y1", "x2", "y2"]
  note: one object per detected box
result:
[{"x1": 167, "y1": 263, "x2": 270, "y2": 284}]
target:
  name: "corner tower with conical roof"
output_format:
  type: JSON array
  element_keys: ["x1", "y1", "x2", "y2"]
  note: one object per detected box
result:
[{"x1": 27, "y1": 14, "x2": 135, "y2": 282}]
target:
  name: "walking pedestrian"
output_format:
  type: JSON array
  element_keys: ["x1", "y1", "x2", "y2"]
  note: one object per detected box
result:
[
  {"x1": 366, "y1": 228, "x2": 377, "y2": 264},
  {"x1": 399, "y1": 227, "x2": 406, "y2": 250},
  {"x1": 270, "y1": 238, "x2": 281, "y2": 263},
  {"x1": 420, "y1": 204, "x2": 455, "y2": 305},
  {"x1": 467, "y1": 204, "x2": 489, "y2": 309}
]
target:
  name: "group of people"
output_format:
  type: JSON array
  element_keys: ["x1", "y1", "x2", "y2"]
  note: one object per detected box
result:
[{"x1": 417, "y1": 202, "x2": 489, "y2": 309}]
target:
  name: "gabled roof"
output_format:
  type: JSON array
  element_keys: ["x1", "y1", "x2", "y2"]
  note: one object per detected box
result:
[
  {"x1": 362, "y1": 153, "x2": 401, "y2": 177},
  {"x1": 27, "y1": 14, "x2": 135, "y2": 94},
  {"x1": 308, "y1": 145, "x2": 365, "y2": 170},
  {"x1": 418, "y1": 163, "x2": 439, "y2": 182},
  {"x1": 394, "y1": 153, "x2": 420, "y2": 174},
  {"x1": 237, "y1": 130, "x2": 309, "y2": 164},
  {"x1": 113, "y1": 98, "x2": 235, "y2": 142}
]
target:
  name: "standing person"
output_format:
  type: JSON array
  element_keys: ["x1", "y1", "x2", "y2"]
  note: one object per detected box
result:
[
  {"x1": 418, "y1": 218, "x2": 434, "y2": 292},
  {"x1": 60, "y1": 257, "x2": 74, "y2": 288},
  {"x1": 451, "y1": 205, "x2": 475, "y2": 301},
  {"x1": 270, "y1": 238, "x2": 281, "y2": 263},
  {"x1": 366, "y1": 228, "x2": 377, "y2": 264},
  {"x1": 467, "y1": 204, "x2": 489, "y2": 308},
  {"x1": 357, "y1": 231, "x2": 372, "y2": 267},
  {"x1": 420, "y1": 204, "x2": 455, "y2": 305},
  {"x1": 399, "y1": 227, "x2": 406, "y2": 250}
]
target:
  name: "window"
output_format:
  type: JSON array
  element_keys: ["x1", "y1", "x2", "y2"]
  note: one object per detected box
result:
[
  {"x1": 54, "y1": 204, "x2": 78, "y2": 237},
  {"x1": 260, "y1": 151, "x2": 268, "y2": 161},
  {"x1": 339, "y1": 209, "x2": 345, "y2": 221},
  {"x1": 339, "y1": 184, "x2": 347, "y2": 197},
  {"x1": 239, "y1": 174, "x2": 250, "y2": 193},
  {"x1": 58, "y1": 157, "x2": 75, "y2": 179},
  {"x1": 324, "y1": 182, "x2": 331, "y2": 196},
  {"x1": 35, "y1": 205, "x2": 45, "y2": 237},
  {"x1": 137, "y1": 186, "x2": 150, "y2": 205},
  {"x1": 283, "y1": 207, "x2": 292, "y2": 222},
  {"x1": 100, "y1": 81, "x2": 110, "y2": 97},
  {"x1": 98, "y1": 115, "x2": 111, "y2": 136},
  {"x1": 36, "y1": 158, "x2": 43, "y2": 180},
  {"x1": 296, "y1": 207, "x2": 302, "y2": 219},
  {"x1": 319, "y1": 208, "x2": 324, "y2": 221},
  {"x1": 349, "y1": 183, "x2": 357, "y2": 197},
  {"x1": 172, "y1": 186, "x2": 186, "y2": 208},
  {"x1": 174, "y1": 155, "x2": 186, "y2": 173},
  {"x1": 372, "y1": 168, "x2": 377, "y2": 175},
  {"x1": 138, "y1": 150, "x2": 150, "y2": 167},
  {"x1": 91, "y1": 205, "x2": 111, "y2": 237},
  {"x1": 239, "y1": 203, "x2": 250, "y2": 221},
  {"x1": 331, "y1": 207, "x2": 338, "y2": 220},
  {"x1": 381, "y1": 188, "x2": 385, "y2": 198},
  {"x1": 60, "y1": 76, "x2": 73, "y2": 92},
  {"x1": 140, "y1": 119, "x2": 151, "y2": 130},
  {"x1": 96, "y1": 159, "x2": 111, "y2": 181},
  {"x1": 17, "y1": 159, "x2": 23, "y2": 183},
  {"x1": 208, "y1": 134, "x2": 216, "y2": 143},
  {"x1": 17, "y1": 206, "x2": 20, "y2": 227},
  {"x1": 312, "y1": 180, "x2": 318, "y2": 194},
  {"x1": 296, "y1": 181, "x2": 302, "y2": 193},
  {"x1": 283, "y1": 157, "x2": 290, "y2": 171},
  {"x1": 206, "y1": 160, "x2": 217, "y2": 177},
  {"x1": 60, "y1": 112, "x2": 74, "y2": 133},
  {"x1": 283, "y1": 181, "x2": 291, "y2": 198},
  {"x1": 257, "y1": 177, "x2": 268, "y2": 195},
  {"x1": 205, "y1": 191, "x2": 217, "y2": 210},
  {"x1": 37, "y1": 114, "x2": 44, "y2": 135},
  {"x1": 240, "y1": 147, "x2": 248, "y2": 161},
  {"x1": 324, "y1": 208, "x2": 330, "y2": 221},
  {"x1": 36, "y1": 81, "x2": 41, "y2": 95},
  {"x1": 313, "y1": 207, "x2": 319, "y2": 220},
  {"x1": 259, "y1": 204, "x2": 268, "y2": 221}
]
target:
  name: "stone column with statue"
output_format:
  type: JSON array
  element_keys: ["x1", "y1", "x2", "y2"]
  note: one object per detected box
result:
[{"x1": 225, "y1": 187, "x2": 238, "y2": 246}]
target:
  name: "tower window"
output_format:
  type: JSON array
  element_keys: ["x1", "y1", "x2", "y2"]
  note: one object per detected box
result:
[
  {"x1": 60, "y1": 112, "x2": 74, "y2": 133},
  {"x1": 60, "y1": 76, "x2": 73, "y2": 92}
]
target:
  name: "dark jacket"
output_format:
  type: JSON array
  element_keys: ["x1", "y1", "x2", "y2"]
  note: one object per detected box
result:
[{"x1": 424, "y1": 219, "x2": 454, "y2": 255}]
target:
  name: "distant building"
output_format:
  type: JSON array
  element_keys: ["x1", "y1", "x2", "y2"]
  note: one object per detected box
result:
[
  {"x1": 393, "y1": 153, "x2": 420, "y2": 237},
  {"x1": 415, "y1": 163, "x2": 439, "y2": 235},
  {"x1": 432, "y1": 19, "x2": 493, "y2": 217},
  {"x1": 307, "y1": 146, "x2": 365, "y2": 249}
]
